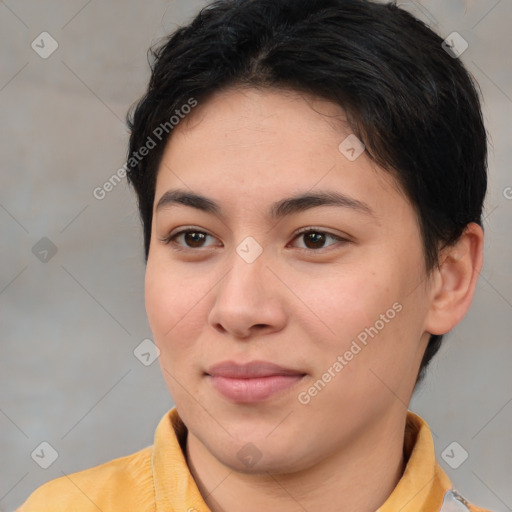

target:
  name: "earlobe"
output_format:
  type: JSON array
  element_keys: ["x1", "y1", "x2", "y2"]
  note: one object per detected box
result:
[{"x1": 424, "y1": 223, "x2": 484, "y2": 336}]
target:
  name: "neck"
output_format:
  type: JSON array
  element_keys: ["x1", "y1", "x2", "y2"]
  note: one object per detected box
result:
[{"x1": 185, "y1": 410, "x2": 407, "y2": 512}]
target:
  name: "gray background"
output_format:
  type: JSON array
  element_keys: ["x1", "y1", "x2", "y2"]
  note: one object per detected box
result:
[{"x1": 1, "y1": 1, "x2": 511, "y2": 511}]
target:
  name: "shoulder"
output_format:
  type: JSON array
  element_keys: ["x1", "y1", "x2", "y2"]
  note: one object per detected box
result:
[
  {"x1": 466, "y1": 503, "x2": 497, "y2": 512},
  {"x1": 441, "y1": 489, "x2": 497, "y2": 512},
  {"x1": 16, "y1": 444, "x2": 154, "y2": 512}
]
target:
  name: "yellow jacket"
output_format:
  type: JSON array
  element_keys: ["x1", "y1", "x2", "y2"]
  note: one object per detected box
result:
[{"x1": 17, "y1": 409, "x2": 493, "y2": 512}]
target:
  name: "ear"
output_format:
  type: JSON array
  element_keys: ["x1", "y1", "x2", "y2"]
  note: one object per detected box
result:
[{"x1": 424, "y1": 222, "x2": 484, "y2": 336}]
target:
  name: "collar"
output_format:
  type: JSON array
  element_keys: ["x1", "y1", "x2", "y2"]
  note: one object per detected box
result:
[
  {"x1": 377, "y1": 411, "x2": 452, "y2": 512},
  {"x1": 151, "y1": 408, "x2": 466, "y2": 512}
]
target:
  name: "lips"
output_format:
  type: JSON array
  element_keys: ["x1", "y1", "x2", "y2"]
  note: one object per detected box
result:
[
  {"x1": 205, "y1": 360, "x2": 306, "y2": 403},
  {"x1": 206, "y1": 360, "x2": 305, "y2": 378}
]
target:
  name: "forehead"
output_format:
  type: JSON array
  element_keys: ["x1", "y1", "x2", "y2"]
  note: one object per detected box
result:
[
  {"x1": 178, "y1": 86, "x2": 351, "y2": 144},
  {"x1": 154, "y1": 87, "x2": 408, "y2": 221}
]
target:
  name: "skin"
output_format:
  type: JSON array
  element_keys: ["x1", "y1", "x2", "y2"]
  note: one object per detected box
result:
[{"x1": 144, "y1": 86, "x2": 484, "y2": 512}]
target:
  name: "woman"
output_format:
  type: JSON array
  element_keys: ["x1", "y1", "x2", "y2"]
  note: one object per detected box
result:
[{"x1": 18, "y1": 0, "x2": 492, "y2": 510}]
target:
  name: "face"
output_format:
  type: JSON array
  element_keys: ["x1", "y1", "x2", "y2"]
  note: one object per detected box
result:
[{"x1": 145, "y1": 87, "x2": 433, "y2": 474}]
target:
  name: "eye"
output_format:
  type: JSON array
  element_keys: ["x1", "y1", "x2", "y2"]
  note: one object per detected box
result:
[
  {"x1": 161, "y1": 228, "x2": 219, "y2": 250},
  {"x1": 290, "y1": 228, "x2": 349, "y2": 251},
  {"x1": 160, "y1": 227, "x2": 349, "y2": 252}
]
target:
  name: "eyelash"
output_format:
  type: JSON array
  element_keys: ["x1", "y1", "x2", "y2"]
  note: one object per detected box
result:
[{"x1": 160, "y1": 227, "x2": 349, "y2": 253}]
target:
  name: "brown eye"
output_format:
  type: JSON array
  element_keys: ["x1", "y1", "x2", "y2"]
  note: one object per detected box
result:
[
  {"x1": 181, "y1": 231, "x2": 208, "y2": 248},
  {"x1": 163, "y1": 229, "x2": 218, "y2": 249},
  {"x1": 302, "y1": 231, "x2": 327, "y2": 249},
  {"x1": 291, "y1": 229, "x2": 348, "y2": 251}
]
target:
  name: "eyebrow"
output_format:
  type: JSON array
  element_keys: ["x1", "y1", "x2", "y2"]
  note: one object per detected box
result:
[{"x1": 155, "y1": 188, "x2": 376, "y2": 220}]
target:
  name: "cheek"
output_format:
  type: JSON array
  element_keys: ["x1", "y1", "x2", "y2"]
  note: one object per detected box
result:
[
  {"x1": 306, "y1": 269, "x2": 396, "y2": 344},
  {"x1": 144, "y1": 258, "x2": 195, "y2": 348},
  {"x1": 303, "y1": 261, "x2": 421, "y2": 383},
  {"x1": 145, "y1": 263, "x2": 173, "y2": 339},
  {"x1": 145, "y1": 260, "x2": 203, "y2": 399}
]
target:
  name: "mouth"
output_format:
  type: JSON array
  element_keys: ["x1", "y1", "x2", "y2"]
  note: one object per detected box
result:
[{"x1": 205, "y1": 360, "x2": 307, "y2": 403}]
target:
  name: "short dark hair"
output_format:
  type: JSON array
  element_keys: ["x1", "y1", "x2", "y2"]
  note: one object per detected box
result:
[{"x1": 125, "y1": 0, "x2": 487, "y2": 385}]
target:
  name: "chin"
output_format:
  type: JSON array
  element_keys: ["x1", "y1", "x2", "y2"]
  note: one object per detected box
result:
[
  {"x1": 222, "y1": 451, "x2": 301, "y2": 475},
  {"x1": 211, "y1": 434, "x2": 309, "y2": 475}
]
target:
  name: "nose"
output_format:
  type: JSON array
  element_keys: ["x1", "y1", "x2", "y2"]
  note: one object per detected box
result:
[{"x1": 207, "y1": 247, "x2": 287, "y2": 339}]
